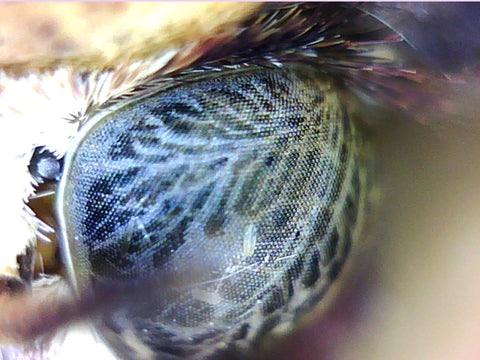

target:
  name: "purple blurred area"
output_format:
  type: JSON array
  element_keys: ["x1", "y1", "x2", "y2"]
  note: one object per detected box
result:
[{"x1": 360, "y1": 2, "x2": 480, "y2": 75}]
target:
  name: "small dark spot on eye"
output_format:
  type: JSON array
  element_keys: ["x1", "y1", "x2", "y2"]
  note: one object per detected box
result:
[
  {"x1": 331, "y1": 124, "x2": 339, "y2": 144},
  {"x1": 83, "y1": 208, "x2": 131, "y2": 244},
  {"x1": 153, "y1": 216, "x2": 191, "y2": 267},
  {"x1": 88, "y1": 169, "x2": 139, "y2": 196},
  {"x1": 264, "y1": 154, "x2": 276, "y2": 167},
  {"x1": 302, "y1": 247, "x2": 321, "y2": 288},
  {"x1": 311, "y1": 217, "x2": 331, "y2": 242},
  {"x1": 152, "y1": 178, "x2": 174, "y2": 195},
  {"x1": 130, "y1": 118, "x2": 162, "y2": 131},
  {"x1": 305, "y1": 148, "x2": 321, "y2": 170},
  {"x1": 286, "y1": 254, "x2": 304, "y2": 281},
  {"x1": 232, "y1": 323, "x2": 250, "y2": 340},
  {"x1": 262, "y1": 285, "x2": 286, "y2": 315},
  {"x1": 320, "y1": 206, "x2": 333, "y2": 225},
  {"x1": 323, "y1": 226, "x2": 339, "y2": 263},
  {"x1": 272, "y1": 79, "x2": 289, "y2": 95},
  {"x1": 163, "y1": 118, "x2": 194, "y2": 134},
  {"x1": 339, "y1": 142, "x2": 348, "y2": 164},
  {"x1": 205, "y1": 195, "x2": 228, "y2": 235},
  {"x1": 285, "y1": 278, "x2": 294, "y2": 299},
  {"x1": 90, "y1": 250, "x2": 135, "y2": 278},
  {"x1": 89, "y1": 176, "x2": 114, "y2": 196},
  {"x1": 327, "y1": 160, "x2": 346, "y2": 199},
  {"x1": 271, "y1": 205, "x2": 294, "y2": 229},
  {"x1": 239, "y1": 81, "x2": 258, "y2": 94},
  {"x1": 209, "y1": 157, "x2": 228, "y2": 171},
  {"x1": 165, "y1": 216, "x2": 190, "y2": 245},
  {"x1": 344, "y1": 193, "x2": 358, "y2": 225},
  {"x1": 108, "y1": 134, "x2": 136, "y2": 160},
  {"x1": 351, "y1": 169, "x2": 361, "y2": 199},
  {"x1": 328, "y1": 260, "x2": 342, "y2": 281},
  {"x1": 285, "y1": 151, "x2": 299, "y2": 168},
  {"x1": 152, "y1": 102, "x2": 200, "y2": 118},
  {"x1": 285, "y1": 114, "x2": 305, "y2": 128},
  {"x1": 191, "y1": 183, "x2": 215, "y2": 210},
  {"x1": 136, "y1": 134, "x2": 162, "y2": 147},
  {"x1": 313, "y1": 91, "x2": 325, "y2": 105},
  {"x1": 122, "y1": 229, "x2": 147, "y2": 255},
  {"x1": 341, "y1": 229, "x2": 352, "y2": 259},
  {"x1": 210, "y1": 87, "x2": 255, "y2": 108},
  {"x1": 152, "y1": 102, "x2": 201, "y2": 134}
]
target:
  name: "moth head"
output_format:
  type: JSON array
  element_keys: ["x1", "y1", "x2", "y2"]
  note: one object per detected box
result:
[{"x1": 1, "y1": 3, "x2": 478, "y2": 360}]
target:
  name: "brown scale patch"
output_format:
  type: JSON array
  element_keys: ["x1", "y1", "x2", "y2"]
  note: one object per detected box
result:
[{"x1": 27, "y1": 185, "x2": 62, "y2": 277}]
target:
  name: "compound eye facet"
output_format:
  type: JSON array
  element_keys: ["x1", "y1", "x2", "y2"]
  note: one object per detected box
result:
[{"x1": 57, "y1": 64, "x2": 364, "y2": 359}]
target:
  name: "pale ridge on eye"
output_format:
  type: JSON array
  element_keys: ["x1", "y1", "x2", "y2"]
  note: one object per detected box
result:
[{"x1": 57, "y1": 63, "x2": 365, "y2": 360}]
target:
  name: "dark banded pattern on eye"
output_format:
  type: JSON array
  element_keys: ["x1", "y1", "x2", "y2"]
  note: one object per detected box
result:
[{"x1": 57, "y1": 63, "x2": 366, "y2": 360}]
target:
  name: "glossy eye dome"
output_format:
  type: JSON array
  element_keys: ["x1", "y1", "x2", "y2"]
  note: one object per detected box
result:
[{"x1": 57, "y1": 64, "x2": 365, "y2": 359}]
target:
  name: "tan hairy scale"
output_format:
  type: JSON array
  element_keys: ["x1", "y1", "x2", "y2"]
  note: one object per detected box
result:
[{"x1": 0, "y1": 2, "x2": 260, "y2": 70}]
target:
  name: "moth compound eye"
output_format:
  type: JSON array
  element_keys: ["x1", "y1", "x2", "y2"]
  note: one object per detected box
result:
[{"x1": 57, "y1": 64, "x2": 366, "y2": 359}]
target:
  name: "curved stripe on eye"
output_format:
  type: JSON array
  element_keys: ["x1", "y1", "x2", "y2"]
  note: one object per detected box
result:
[{"x1": 57, "y1": 63, "x2": 366, "y2": 360}]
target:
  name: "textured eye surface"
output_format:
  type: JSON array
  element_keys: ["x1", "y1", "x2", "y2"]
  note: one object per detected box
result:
[{"x1": 57, "y1": 63, "x2": 365, "y2": 359}]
